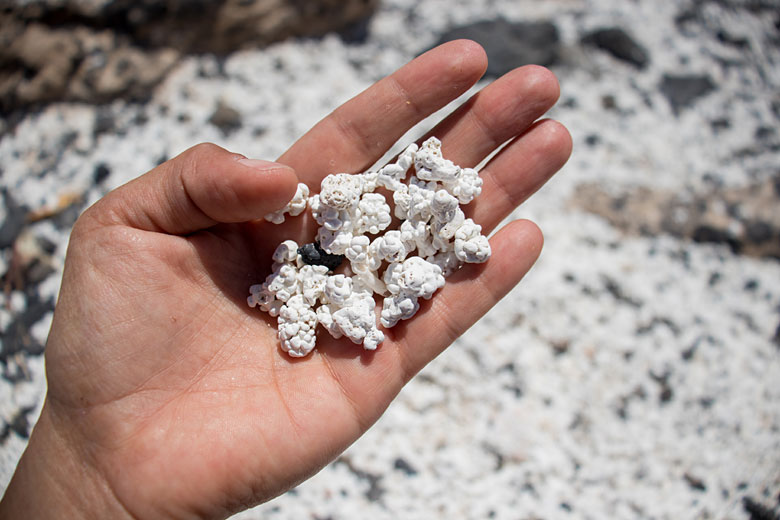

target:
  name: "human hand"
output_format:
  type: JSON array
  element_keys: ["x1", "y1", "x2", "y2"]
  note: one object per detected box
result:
[{"x1": 0, "y1": 40, "x2": 571, "y2": 519}]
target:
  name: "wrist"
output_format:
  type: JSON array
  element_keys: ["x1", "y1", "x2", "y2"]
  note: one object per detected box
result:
[{"x1": 0, "y1": 400, "x2": 133, "y2": 520}]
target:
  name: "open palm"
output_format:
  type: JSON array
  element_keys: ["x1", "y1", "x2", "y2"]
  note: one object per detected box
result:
[{"x1": 15, "y1": 41, "x2": 571, "y2": 519}]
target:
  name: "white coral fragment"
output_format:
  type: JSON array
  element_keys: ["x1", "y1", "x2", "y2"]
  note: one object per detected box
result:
[
  {"x1": 380, "y1": 294, "x2": 420, "y2": 328},
  {"x1": 278, "y1": 295, "x2": 318, "y2": 357},
  {"x1": 266, "y1": 264, "x2": 299, "y2": 302},
  {"x1": 380, "y1": 257, "x2": 444, "y2": 328},
  {"x1": 320, "y1": 173, "x2": 363, "y2": 210},
  {"x1": 332, "y1": 290, "x2": 384, "y2": 349},
  {"x1": 345, "y1": 235, "x2": 371, "y2": 264},
  {"x1": 299, "y1": 265, "x2": 329, "y2": 306},
  {"x1": 317, "y1": 228, "x2": 352, "y2": 255},
  {"x1": 454, "y1": 218, "x2": 492, "y2": 263},
  {"x1": 384, "y1": 257, "x2": 445, "y2": 299},
  {"x1": 356, "y1": 193, "x2": 392, "y2": 235},
  {"x1": 249, "y1": 136, "x2": 490, "y2": 357},
  {"x1": 272, "y1": 240, "x2": 299, "y2": 264},
  {"x1": 370, "y1": 230, "x2": 408, "y2": 264},
  {"x1": 324, "y1": 274, "x2": 353, "y2": 306},
  {"x1": 264, "y1": 183, "x2": 310, "y2": 224},
  {"x1": 449, "y1": 167, "x2": 482, "y2": 204}
]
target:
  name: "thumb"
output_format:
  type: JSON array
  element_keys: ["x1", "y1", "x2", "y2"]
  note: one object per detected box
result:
[{"x1": 91, "y1": 143, "x2": 299, "y2": 235}]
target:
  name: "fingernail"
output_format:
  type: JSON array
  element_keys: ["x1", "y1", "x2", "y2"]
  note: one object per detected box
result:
[{"x1": 237, "y1": 158, "x2": 280, "y2": 171}]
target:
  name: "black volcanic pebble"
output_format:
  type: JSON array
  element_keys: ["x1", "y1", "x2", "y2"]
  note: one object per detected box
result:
[
  {"x1": 93, "y1": 163, "x2": 111, "y2": 184},
  {"x1": 434, "y1": 18, "x2": 560, "y2": 77},
  {"x1": 0, "y1": 189, "x2": 28, "y2": 249},
  {"x1": 298, "y1": 242, "x2": 344, "y2": 271},
  {"x1": 660, "y1": 74, "x2": 717, "y2": 115},
  {"x1": 742, "y1": 496, "x2": 779, "y2": 520},
  {"x1": 581, "y1": 27, "x2": 649, "y2": 69}
]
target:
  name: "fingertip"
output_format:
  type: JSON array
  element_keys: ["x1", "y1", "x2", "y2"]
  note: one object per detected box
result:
[
  {"x1": 518, "y1": 64, "x2": 561, "y2": 106},
  {"x1": 178, "y1": 143, "x2": 302, "y2": 225},
  {"x1": 444, "y1": 38, "x2": 489, "y2": 77},
  {"x1": 218, "y1": 157, "x2": 300, "y2": 222},
  {"x1": 515, "y1": 219, "x2": 544, "y2": 261},
  {"x1": 249, "y1": 161, "x2": 299, "y2": 194},
  {"x1": 493, "y1": 219, "x2": 544, "y2": 265},
  {"x1": 534, "y1": 119, "x2": 573, "y2": 168},
  {"x1": 426, "y1": 38, "x2": 488, "y2": 87}
]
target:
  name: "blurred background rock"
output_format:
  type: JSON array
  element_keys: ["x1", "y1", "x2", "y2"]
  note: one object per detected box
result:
[{"x1": 0, "y1": 0, "x2": 378, "y2": 112}]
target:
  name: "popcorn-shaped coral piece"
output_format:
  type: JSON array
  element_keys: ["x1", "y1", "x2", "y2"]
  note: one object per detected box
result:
[
  {"x1": 266, "y1": 264, "x2": 299, "y2": 302},
  {"x1": 320, "y1": 173, "x2": 364, "y2": 210},
  {"x1": 273, "y1": 240, "x2": 300, "y2": 264},
  {"x1": 345, "y1": 235, "x2": 371, "y2": 264},
  {"x1": 383, "y1": 256, "x2": 445, "y2": 299},
  {"x1": 299, "y1": 265, "x2": 329, "y2": 306},
  {"x1": 356, "y1": 193, "x2": 392, "y2": 235},
  {"x1": 278, "y1": 295, "x2": 318, "y2": 357},
  {"x1": 454, "y1": 218, "x2": 492, "y2": 263},
  {"x1": 447, "y1": 167, "x2": 482, "y2": 204},
  {"x1": 324, "y1": 274, "x2": 353, "y2": 305},
  {"x1": 380, "y1": 294, "x2": 420, "y2": 328},
  {"x1": 264, "y1": 183, "x2": 309, "y2": 224},
  {"x1": 249, "y1": 137, "x2": 491, "y2": 357},
  {"x1": 380, "y1": 257, "x2": 445, "y2": 328},
  {"x1": 370, "y1": 230, "x2": 408, "y2": 264},
  {"x1": 332, "y1": 290, "x2": 384, "y2": 350},
  {"x1": 415, "y1": 137, "x2": 460, "y2": 183}
]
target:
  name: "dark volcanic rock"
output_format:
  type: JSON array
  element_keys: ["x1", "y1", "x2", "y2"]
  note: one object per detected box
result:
[
  {"x1": 581, "y1": 27, "x2": 649, "y2": 69},
  {"x1": 742, "y1": 496, "x2": 779, "y2": 520},
  {"x1": 298, "y1": 242, "x2": 344, "y2": 271},
  {"x1": 569, "y1": 179, "x2": 780, "y2": 260},
  {"x1": 692, "y1": 225, "x2": 741, "y2": 253},
  {"x1": 208, "y1": 100, "x2": 243, "y2": 136},
  {"x1": 1, "y1": 300, "x2": 53, "y2": 384},
  {"x1": 435, "y1": 19, "x2": 560, "y2": 77},
  {"x1": 93, "y1": 163, "x2": 111, "y2": 184},
  {"x1": 660, "y1": 74, "x2": 717, "y2": 115},
  {"x1": 0, "y1": 0, "x2": 380, "y2": 113},
  {"x1": 0, "y1": 190, "x2": 28, "y2": 249},
  {"x1": 393, "y1": 457, "x2": 418, "y2": 476}
]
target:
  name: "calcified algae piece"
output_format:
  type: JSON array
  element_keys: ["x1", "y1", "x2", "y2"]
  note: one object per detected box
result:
[
  {"x1": 264, "y1": 183, "x2": 309, "y2": 224},
  {"x1": 248, "y1": 137, "x2": 491, "y2": 357}
]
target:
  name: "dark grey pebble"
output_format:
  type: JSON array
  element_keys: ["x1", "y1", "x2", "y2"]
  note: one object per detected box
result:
[
  {"x1": 0, "y1": 189, "x2": 28, "y2": 249},
  {"x1": 208, "y1": 100, "x2": 243, "y2": 136},
  {"x1": 434, "y1": 19, "x2": 560, "y2": 77},
  {"x1": 393, "y1": 457, "x2": 418, "y2": 476},
  {"x1": 298, "y1": 242, "x2": 344, "y2": 271},
  {"x1": 660, "y1": 74, "x2": 716, "y2": 115},
  {"x1": 581, "y1": 27, "x2": 649, "y2": 69}
]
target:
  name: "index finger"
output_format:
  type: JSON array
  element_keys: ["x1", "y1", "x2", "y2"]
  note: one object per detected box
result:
[{"x1": 277, "y1": 40, "x2": 488, "y2": 187}]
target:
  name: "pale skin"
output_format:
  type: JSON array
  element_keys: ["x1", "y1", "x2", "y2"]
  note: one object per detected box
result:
[{"x1": 0, "y1": 40, "x2": 571, "y2": 519}]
